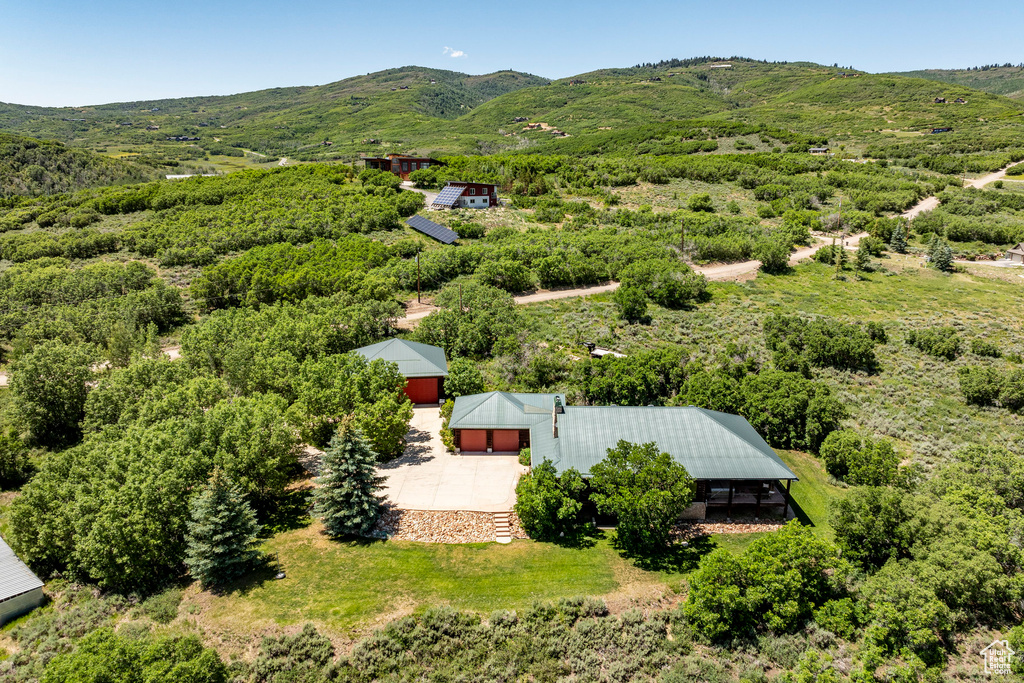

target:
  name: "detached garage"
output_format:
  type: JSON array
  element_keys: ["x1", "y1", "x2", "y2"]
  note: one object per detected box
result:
[
  {"x1": 0, "y1": 536, "x2": 44, "y2": 625},
  {"x1": 354, "y1": 339, "x2": 449, "y2": 405}
]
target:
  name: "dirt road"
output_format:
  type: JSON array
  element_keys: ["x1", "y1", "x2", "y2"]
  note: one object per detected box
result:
[
  {"x1": 401, "y1": 182, "x2": 438, "y2": 206},
  {"x1": 396, "y1": 232, "x2": 869, "y2": 326}
]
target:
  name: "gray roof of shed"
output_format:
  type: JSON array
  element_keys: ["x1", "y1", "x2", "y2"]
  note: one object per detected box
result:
[
  {"x1": 354, "y1": 339, "x2": 448, "y2": 378},
  {"x1": 0, "y1": 536, "x2": 43, "y2": 601},
  {"x1": 449, "y1": 391, "x2": 564, "y2": 430},
  {"x1": 530, "y1": 405, "x2": 797, "y2": 481}
]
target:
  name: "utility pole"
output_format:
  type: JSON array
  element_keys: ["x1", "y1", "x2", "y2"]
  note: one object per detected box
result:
[
  {"x1": 416, "y1": 251, "x2": 421, "y2": 304},
  {"x1": 834, "y1": 199, "x2": 843, "y2": 279}
]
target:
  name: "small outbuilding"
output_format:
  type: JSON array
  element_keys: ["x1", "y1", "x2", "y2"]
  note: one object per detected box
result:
[
  {"x1": 354, "y1": 339, "x2": 449, "y2": 404},
  {"x1": 1007, "y1": 243, "x2": 1024, "y2": 263},
  {"x1": 0, "y1": 536, "x2": 44, "y2": 625},
  {"x1": 431, "y1": 181, "x2": 499, "y2": 210}
]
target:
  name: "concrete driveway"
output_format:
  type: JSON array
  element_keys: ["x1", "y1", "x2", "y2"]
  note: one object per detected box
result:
[{"x1": 378, "y1": 406, "x2": 526, "y2": 512}]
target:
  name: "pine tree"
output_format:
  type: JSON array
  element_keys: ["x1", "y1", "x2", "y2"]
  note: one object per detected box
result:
[
  {"x1": 313, "y1": 424, "x2": 386, "y2": 539},
  {"x1": 889, "y1": 223, "x2": 908, "y2": 253},
  {"x1": 855, "y1": 241, "x2": 871, "y2": 273},
  {"x1": 184, "y1": 469, "x2": 263, "y2": 590},
  {"x1": 932, "y1": 242, "x2": 954, "y2": 272}
]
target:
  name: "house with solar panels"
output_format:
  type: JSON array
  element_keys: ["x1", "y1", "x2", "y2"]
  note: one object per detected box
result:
[
  {"x1": 362, "y1": 154, "x2": 442, "y2": 180},
  {"x1": 354, "y1": 339, "x2": 449, "y2": 404},
  {"x1": 0, "y1": 536, "x2": 44, "y2": 625},
  {"x1": 447, "y1": 391, "x2": 798, "y2": 519},
  {"x1": 432, "y1": 181, "x2": 499, "y2": 210}
]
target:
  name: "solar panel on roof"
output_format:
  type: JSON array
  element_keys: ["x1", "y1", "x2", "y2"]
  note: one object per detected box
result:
[
  {"x1": 432, "y1": 185, "x2": 465, "y2": 207},
  {"x1": 406, "y1": 215, "x2": 459, "y2": 244}
]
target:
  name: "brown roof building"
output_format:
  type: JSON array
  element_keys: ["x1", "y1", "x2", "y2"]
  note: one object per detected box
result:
[{"x1": 362, "y1": 154, "x2": 442, "y2": 180}]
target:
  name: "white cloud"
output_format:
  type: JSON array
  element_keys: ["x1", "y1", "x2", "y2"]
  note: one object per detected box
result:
[{"x1": 443, "y1": 46, "x2": 467, "y2": 58}]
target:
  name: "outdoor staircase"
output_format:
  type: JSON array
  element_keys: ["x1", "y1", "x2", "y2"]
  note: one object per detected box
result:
[{"x1": 494, "y1": 512, "x2": 512, "y2": 544}]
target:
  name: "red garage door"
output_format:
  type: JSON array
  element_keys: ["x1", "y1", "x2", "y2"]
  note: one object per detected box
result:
[
  {"x1": 492, "y1": 430, "x2": 520, "y2": 453},
  {"x1": 460, "y1": 430, "x2": 487, "y2": 452},
  {"x1": 404, "y1": 377, "x2": 438, "y2": 404}
]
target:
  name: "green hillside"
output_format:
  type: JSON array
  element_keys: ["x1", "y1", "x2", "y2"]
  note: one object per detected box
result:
[
  {"x1": 1, "y1": 58, "x2": 1023, "y2": 163},
  {"x1": 891, "y1": 64, "x2": 1024, "y2": 100},
  {"x1": 0, "y1": 132, "x2": 153, "y2": 197},
  {"x1": 0, "y1": 67, "x2": 549, "y2": 162}
]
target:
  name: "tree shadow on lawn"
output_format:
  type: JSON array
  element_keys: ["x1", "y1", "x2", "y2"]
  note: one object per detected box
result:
[
  {"x1": 614, "y1": 534, "x2": 718, "y2": 574},
  {"x1": 544, "y1": 526, "x2": 603, "y2": 550},
  {"x1": 260, "y1": 487, "x2": 313, "y2": 537}
]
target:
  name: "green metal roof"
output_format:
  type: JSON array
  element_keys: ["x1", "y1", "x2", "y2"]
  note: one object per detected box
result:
[
  {"x1": 449, "y1": 392, "x2": 564, "y2": 431},
  {"x1": 528, "y1": 405, "x2": 796, "y2": 481},
  {"x1": 354, "y1": 339, "x2": 448, "y2": 378}
]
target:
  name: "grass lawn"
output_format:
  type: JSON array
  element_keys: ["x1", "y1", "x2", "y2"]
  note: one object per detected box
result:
[{"x1": 191, "y1": 527, "x2": 639, "y2": 635}]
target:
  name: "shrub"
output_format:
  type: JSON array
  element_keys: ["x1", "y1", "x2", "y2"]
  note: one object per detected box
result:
[
  {"x1": 452, "y1": 221, "x2": 485, "y2": 239},
  {"x1": 613, "y1": 284, "x2": 648, "y2": 323},
  {"x1": 687, "y1": 193, "x2": 715, "y2": 212},
  {"x1": 618, "y1": 259, "x2": 707, "y2": 309},
  {"x1": 684, "y1": 521, "x2": 843, "y2": 639},
  {"x1": 439, "y1": 400, "x2": 455, "y2": 451},
  {"x1": 0, "y1": 433, "x2": 31, "y2": 490},
  {"x1": 756, "y1": 236, "x2": 791, "y2": 274},
  {"x1": 478, "y1": 258, "x2": 532, "y2": 292},
  {"x1": 958, "y1": 366, "x2": 1000, "y2": 406},
  {"x1": 514, "y1": 460, "x2": 587, "y2": 541},
  {"x1": 818, "y1": 429, "x2": 900, "y2": 485},
  {"x1": 970, "y1": 338, "x2": 1001, "y2": 357},
  {"x1": 444, "y1": 357, "x2": 484, "y2": 398},
  {"x1": 830, "y1": 487, "x2": 913, "y2": 570},
  {"x1": 518, "y1": 447, "x2": 531, "y2": 467},
  {"x1": 764, "y1": 313, "x2": 877, "y2": 372},
  {"x1": 906, "y1": 326, "x2": 961, "y2": 360},
  {"x1": 813, "y1": 598, "x2": 859, "y2": 639},
  {"x1": 740, "y1": 369, "x2": 846, "y2": 453}
]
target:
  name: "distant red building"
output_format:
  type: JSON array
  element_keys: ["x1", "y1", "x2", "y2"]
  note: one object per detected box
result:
[{"x1": 362, "y1": 154, "x2": 442, "y2": 180}]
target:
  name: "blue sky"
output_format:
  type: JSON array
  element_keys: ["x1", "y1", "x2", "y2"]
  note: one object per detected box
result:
[{"x1": 1, "y1": 0, "x2": 1021, "y2": 106}]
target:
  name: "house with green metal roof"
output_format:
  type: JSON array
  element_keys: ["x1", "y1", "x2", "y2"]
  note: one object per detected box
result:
[
  {"x1": 448, "y1": 391, "x2": 797, "y2": 519},
  {"x1": 354, "y1": 339, "x2": 448, "y2": 404}
]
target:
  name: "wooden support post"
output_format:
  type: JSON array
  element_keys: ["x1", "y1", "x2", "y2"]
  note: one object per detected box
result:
[
  {"x1": 726, "y1": 481, "x2": 734, "y2": 519},
  {"x1": 755, "y1": 481, "x2": 763, "y2": 519},
  {"x1": 782, "y1": 480, "x2": 792, "y2": 519}
]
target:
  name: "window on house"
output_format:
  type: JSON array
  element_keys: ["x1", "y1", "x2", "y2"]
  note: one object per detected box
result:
[
  {"x1": 469, "y1": 188, "x2": 476, "y2": 195},
  {"x1": 470, "y1": 199, "x2": 475, "y2": 204},
  {"x1": 422, "y1": 162, "x2": 429, "y2": 168},
  {"x1": 402, "y1": 162, "x2": 409, "y2": 171}
]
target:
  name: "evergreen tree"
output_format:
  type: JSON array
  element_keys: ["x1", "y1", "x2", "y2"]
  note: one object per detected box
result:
[
  {"x1": 932, "y1": 242, "x2": 954, "y2": 272},
  {"x1": 184, "y1": 469, "x2": 263, "y2": 590},
  {"x1": 889, "y1": 222, "x2": 908, "y2": 253},
  {"x1": 313, "y1": 424, "x2": 386, "y2": 538},
  {"x1": 855, "y1": 241, "x2": 871, "y2": 273}
]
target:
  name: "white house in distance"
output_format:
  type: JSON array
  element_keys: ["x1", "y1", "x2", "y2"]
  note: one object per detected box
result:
[
  {"x1": 0, "y1": 536, "x2": 44, "y2": 625},
  {"x1": 432, "y1": 181, "x2": 499, "y2": 210}
]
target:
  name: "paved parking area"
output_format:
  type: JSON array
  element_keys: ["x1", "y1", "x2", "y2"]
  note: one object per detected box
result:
[{"x1": 378, "y1": 406, "x2": 526, "y2": 512}]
